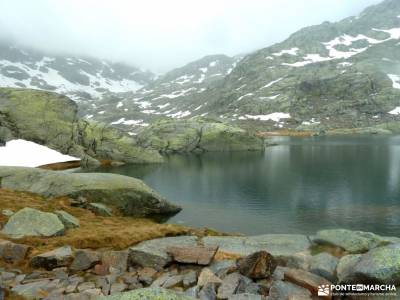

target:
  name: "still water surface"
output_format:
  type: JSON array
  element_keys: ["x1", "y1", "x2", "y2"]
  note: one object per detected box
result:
[{"x1": 94, "y1": 136, "x2": 400, "y2": 236}]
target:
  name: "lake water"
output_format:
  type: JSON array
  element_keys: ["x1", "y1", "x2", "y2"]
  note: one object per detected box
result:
[{"x1": 93, "y1": 136, "x2": 400, "y2": 236}]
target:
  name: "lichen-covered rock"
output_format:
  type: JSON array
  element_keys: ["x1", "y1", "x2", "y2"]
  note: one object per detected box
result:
[
  {"x1": 137, "y1": 118, "x2": 264, "y2": 153},
  {"x1": 70, "y1": 249, "x2": 101, "y2": 272},
  {"x1": 0, "y1": 88, "x2": 162, "y2": 165},
  {"x1": 0, "y1": 166, "x2": 181, "y2": 217},
  {"x1": 0, "y1": 240, "x2": 31, "y2": 264},
  {"x1": 87, "y1": 203, "x2": 113, "y2": 217},
  {"x1": 238, "y1": 251, "x2": 277, "y2": 279},
  {"x1": 313, "y1": 229, "x2": 396, "y2": 254},
  {"x1": 338, "y1": 244, "x2": 400, "y2": 285},
  {"x1": 1, "y1": 207, "x2": 65, "y2": 238},
  {"x1": 98, "y1": 287, "x2": 195, "y2": 300},
  {"x1": 309, "y1": 252, "x2": 338, "y2": 283}
]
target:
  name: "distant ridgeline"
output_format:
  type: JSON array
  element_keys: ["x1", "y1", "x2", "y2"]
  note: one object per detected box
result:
[{"x1": 0, "y1": 0, "x2": 400, "y2": 134}]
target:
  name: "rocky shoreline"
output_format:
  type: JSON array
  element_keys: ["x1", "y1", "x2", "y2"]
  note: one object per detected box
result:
[{"x1": 0, "y1": 229, "x2": 399, "y2": 299}]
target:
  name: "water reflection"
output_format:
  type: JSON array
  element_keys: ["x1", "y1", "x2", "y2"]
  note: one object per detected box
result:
[{"x1": 94, "y1": 136, "x2": 400, "y2": 236}]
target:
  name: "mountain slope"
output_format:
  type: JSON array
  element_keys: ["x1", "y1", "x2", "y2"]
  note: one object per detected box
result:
[
  {"x1": 91, "y1": 0, "x2": 400, "y2": 133},
  {"x1": 84, "y1": 54, "x2": 240, "y2": 132},
  {"x1": 0, "y1": 41, "x2": 154, "y2": 101}
]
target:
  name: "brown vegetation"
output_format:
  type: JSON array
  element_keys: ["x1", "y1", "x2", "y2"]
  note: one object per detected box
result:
[{"x1": 0, "y1": 188, "x2": 189, "y2": 257}]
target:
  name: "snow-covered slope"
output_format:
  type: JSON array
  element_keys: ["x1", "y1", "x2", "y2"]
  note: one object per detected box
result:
[{"x1": 0, "y1": 41, "x2": 154, "y2": 101}]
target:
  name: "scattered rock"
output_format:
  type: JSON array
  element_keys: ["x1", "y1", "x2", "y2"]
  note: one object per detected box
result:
[
  {"x1": 217, "y1": 273, "x2": 250, "y2": 299},
  {"x1": 0, "y1": 166, "x2": 181, "y2": 217},
  {"x1": 70, "y1": 249, "x2": 101, "y2": 272},
  {"x1": 30, "y1": 246, "x2": 74, "y2": 270},
  {"x1": 199, "y1": 282, "x2": 217, "y2": 300},
  {"x1": 167, "y1": 246, "x2": 218, "y2": 265},
  {"x1": 336, "y1": 254, "x2": 363, "y2": 283},
  {"x1": 87, "y1": 203, "x2": 113, "y2": 217},
  {"x1": 283, "y1": 268, "x2": 332, "y2": 297},
  {"x1": 162, "y1": 274, "x2": 183, "y2": 288},
  {"x1": 94, "y1": 263, "x2": 110, "y2": 276},
  {"x1": 313, "y1": 229, "x2": 395, "y2": 254},
  {"x1": 102, "y1": 250, "x2": 129, "y2": 273},
  {"x1": 54, "y1": 210, "x2": 80, "y2": 229},
  {"x1": 182, "y1": 270, "x2": 197, "y2": 287},
  {"x1": 129, "y1": 236, "x2": 198, "y2": 269},
  {"x1": 237, "y1": 251, "x2": 277, "y2": 279},
  {"x1": 110, "y1": 282, "x2": 127, "y2": 294},
  {"x1": 77, "y1": 281, "x2": 96, "y2": 292},
  {"x1": 1, "y1": 207, "x2": 65, "y2": 238},
  {"x1": 309, "y1": 252, "x2": 338, "y2": 282},
  {"x1": 11, "y1": 279, "x2": 52, "y2": 299},
  {"x1": 138, "y1": 267, "x2": 157, "y2": 285},
  {"x1": 0, "y1": 240, "x2": 31, "y2": 264},
  {"x1": 229, "y1": 294, "x2": 262, "y2": 300},
  {"x1": 98, "y1": 287, "x2": 194, "y2": 299},
  {"x1": 198, "y1": 268, "x2": 222, "y2": 287},
  {"x1": 2, "y1": 209, "x2": 13, "y2": 217},
  {"x1": 267, "y1": 280, "x2": 312, "y2": 300}
]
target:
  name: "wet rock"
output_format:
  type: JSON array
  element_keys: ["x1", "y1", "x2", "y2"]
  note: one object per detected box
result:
[
  {"x1": 267, "y1": 281, "x2": 312, "y2": 300},
  {"x1": 0, "y1": 240, "x2": 31, "y2": 264},
  {"x1": 1, "y1": 207, "x2": 65, "y2": 238},
  {"x1": 197, "y1": 268, "x2": 222, "y2": 287},
  {"x1": 284, "y1": 251, "x2": 312, "y2": 270},
  {"x1": 313, "y1": 229, "x2": 396, "y2": 254},
  {"x1": 339, "y1": 243, "x2": 400, "y2": 284},
  {"x1": 283, "y1": 268, "x2": 332, "y2": 297},
  {"x1": 309, "y1": 252, "x2": 338, "y2": 282},
  {"x1": 238, "y1": 251, "x2": 277, "y2": 279},
  {"x1": 54, "y1": 210, "x2": 80, "y2": 229},
  {"x1": 167, "y1": 246, "x2": 218, "y2": 265},
  {"x1": 199, "y1": 282, "x2": 217, "y2": 300},
  {"x1": 70, "y1": 249, "x2": 101, "y2": 272},
  {"x1": 88, "y1": 203, "x2": 113, "y2": 217},
  {"x1": 98, "y1": 287, "x2": 194, "y2": 299},
  {"x1": 102, "y1": 250, "x2": 128, "y2": 273},
  {"x1": 30, "y1": 246, "x2": 74, "y2": 270},
  {"x1": 217, "y1": 273, "x2": 251, "y2": 299},
  {"x1": 129, "y1": 236, "x2": 198, "y2": 269}
]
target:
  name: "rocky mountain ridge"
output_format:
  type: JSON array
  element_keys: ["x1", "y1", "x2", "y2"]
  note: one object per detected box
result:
[{"x1": 0, "y1": 40, "x2": 154, "y2": 101}]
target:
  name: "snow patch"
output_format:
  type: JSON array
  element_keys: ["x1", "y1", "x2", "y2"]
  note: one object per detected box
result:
[
  {"x1": 388, "y1": 74, "x2": 400, "y2": 89},
  {"x1": 273, "y1": 48, "x2": 299, "y2": 56},
  {"x1": 0, "y1": 139, "x2": 79, "y2": 167},
  {"x1": 239, "y1": 112, "x2": 291, "y2": 122}
]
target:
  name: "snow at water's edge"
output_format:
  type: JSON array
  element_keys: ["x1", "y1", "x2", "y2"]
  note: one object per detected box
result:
[{"x1": 0, "y1": 139, "x2": 79, "y2": 167}]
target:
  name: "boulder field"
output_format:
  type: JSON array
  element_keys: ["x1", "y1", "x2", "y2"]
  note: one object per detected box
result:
[
  {"x1": 0, "y1": 229, "x2": 399, "y2": 299},
  {"x1": 0, "y1": 166, "x2": 181, "y2": 217}
]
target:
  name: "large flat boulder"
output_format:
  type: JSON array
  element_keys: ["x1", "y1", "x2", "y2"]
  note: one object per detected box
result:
[
  {"x1": 312, "y1": 229, "x2": 398, "y2": 254},
  {"x1": 0, "y1": 166, "x2": 181, "y2": 217},
  {"x1": 202, "y1": 234, "x2": 311, "y2": 261},
  {"x1": 1, "y1": 207, "x2": 65, "y2": 238}
]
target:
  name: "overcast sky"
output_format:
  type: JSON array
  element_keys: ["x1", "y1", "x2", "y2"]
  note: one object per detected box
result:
[{"x1": 0, "y1": 0, "x2": 382, "y2": 73}]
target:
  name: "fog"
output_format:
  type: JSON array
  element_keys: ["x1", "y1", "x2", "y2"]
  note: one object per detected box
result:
[{"x1": 0, "y1": 0, "x2": 382, "y2": 73}]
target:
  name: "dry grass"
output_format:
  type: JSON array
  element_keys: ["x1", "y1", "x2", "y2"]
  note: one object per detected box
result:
[{"x1": 0, "y1": 188, "x2": 190, "y2": 260}]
